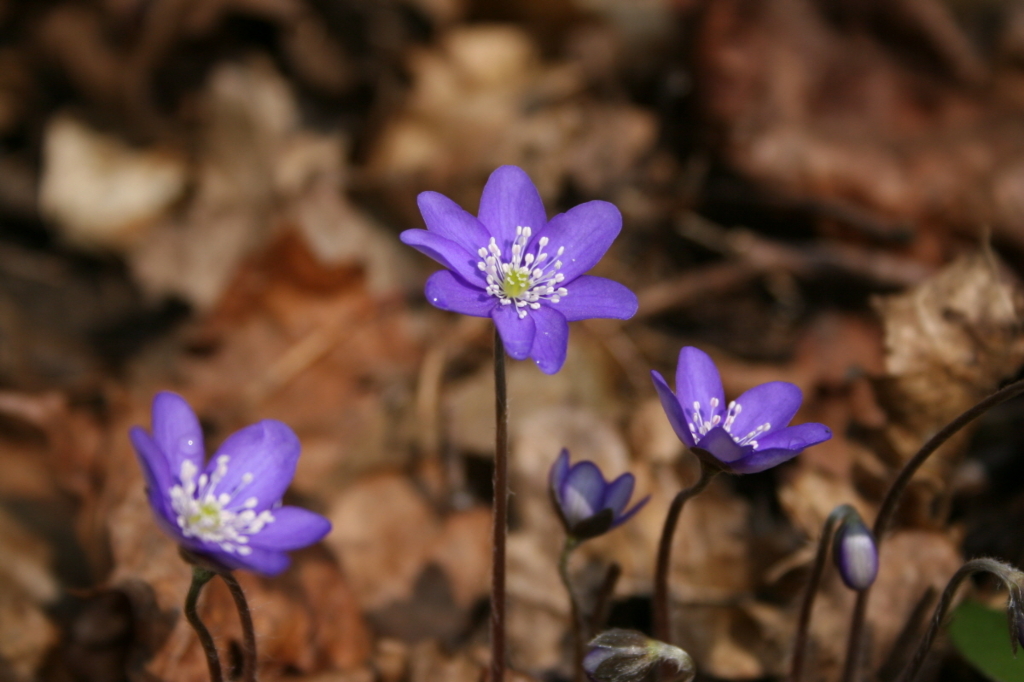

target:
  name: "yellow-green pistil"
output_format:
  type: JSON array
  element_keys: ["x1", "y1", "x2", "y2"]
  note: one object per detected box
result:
[{"x1": 477, "y1": 226, "x2": 569, "y2": 319}]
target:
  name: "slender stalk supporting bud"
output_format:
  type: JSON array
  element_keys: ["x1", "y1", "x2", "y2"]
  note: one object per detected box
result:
[
  {"x1": 559, "y1": 538, "x2": 584, "y2": 682},
  {"x1": 897, "y1": 558, "x2": 1024, "y2": 682},
  {"x1": 653, "y1": 461, "x2": 717, "y2": 643},
  {"x1": 185, "y1": 566, "x2": 223, "y2": 682},
  {"x1": 790, "y1": 506, "x2": 854, "y2": 682},
  {"x1": 585, "y1": 629, "x2": 696, "y2": 682},
  {"x1": 841, "y1": 376, "x2": 1024, "y2": 682},
  {"x1": 491, "y1": 329, "x2": 509, "y2": 682}
]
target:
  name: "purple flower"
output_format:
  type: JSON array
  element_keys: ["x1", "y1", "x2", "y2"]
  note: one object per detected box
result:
[
  {"x1": 129, "y1": 392, "x2": 331, "y2": 576},
  {"x1": 400, "y1": 165, "x2": 638, "y2": 374},
  {"x1": 833, "y1": 512, "x2": 879, "y2": 591},
  {"x1": 550, "y1": 449, "x2": 648, "y2": 541},
  {"x1": 652, "y1": 346, "x2": 831, "y2": 474}
]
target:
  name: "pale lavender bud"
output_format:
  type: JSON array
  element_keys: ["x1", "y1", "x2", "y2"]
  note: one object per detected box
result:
[{"x1": 833, "y1": 511, "x2": 878, "y2": 591}]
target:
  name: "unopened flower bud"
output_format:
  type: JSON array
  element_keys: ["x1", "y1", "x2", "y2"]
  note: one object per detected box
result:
[
  {"x1": 584, "y1": 629, "x2": 695, "y2": 682},
  {"x1": 833, "y1": 511, "x2": 878, "y2": 591}
]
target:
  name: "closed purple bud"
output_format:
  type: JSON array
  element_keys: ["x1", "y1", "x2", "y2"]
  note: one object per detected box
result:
[
  {"x1": 833, "y1": 512, "x2": 879, "y2": 591},
  {"x1": 550, "y1": 449, "x2": 649, "y2": 541}
]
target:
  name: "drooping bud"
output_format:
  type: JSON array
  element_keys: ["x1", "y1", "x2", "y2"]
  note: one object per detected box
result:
[
  {"x1": 584, "y1": 629, "x2": 695, "y2": 682},
  {"x1": 832, "y1": 510, "x2": 879, "y2": 591}
]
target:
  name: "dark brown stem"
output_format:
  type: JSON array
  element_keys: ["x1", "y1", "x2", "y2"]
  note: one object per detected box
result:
[
  {"x1": 653, "y1": 461, "x2": 717, "y2": 643},
  {"x1": 840, "y1": 377, "x2": 1024, "y2": 682},
  {"x1": 185, "y1": 566, "x2": 223, "y2": 682},
  {"x1": 491, "y1": 329, "x2": 509, "y2": 682},
  {"x1": 558, "y1": 538, "x2": 584, "y2": 682},
  {"x1": 591, "y1": 562, "x2": 622, "y2": 633},
  {"x1": 790, "y1": 505, "x2": 852, "y2": 682},
  {"x1": 220, "y1": 572, "x2": 257, "y2": 682},
  {"x1": 896, "y1": 559, "x2": 1020, "y2": 682}
]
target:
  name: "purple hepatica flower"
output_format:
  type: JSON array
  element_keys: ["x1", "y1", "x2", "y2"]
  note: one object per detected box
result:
[
  {"x1": 833, "y1": 512, "x2": 879, "y2": 591},
  {"x1": 129, "y1": 392, "x2": 331, "y2": 576},
  {"x1": 652, "y1": 346, "x2": 831, "y2": 474},
  {"x1": 550, "y1": 449, "x2": 648, "y2": 541},
  {"x1": 399, "y1": 165, "x2": 638, "y2": 374}
]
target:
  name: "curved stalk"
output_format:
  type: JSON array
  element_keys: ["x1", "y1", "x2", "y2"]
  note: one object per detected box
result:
[
  {"x1": 185, "y1": 566, "x2": 223, "y2": 682},
  {"x1": 790, "y1": 505, "x2": 853, "y2": 682},
  {"x1": 896, "y1": 559, "x2": 1023, "y2": 682},
  {"x1": 558, "y1": 538, "x2": 584, "y2": 682},
  {"x1": 840, "y1": 377, "x2": 1024, "y2": 682},
  {"x1": 221, "y1": 572, "x2": 257, "y2": 682},
  {"x1": 653, "y1": 461, "x2": 717, "y2": 643}
]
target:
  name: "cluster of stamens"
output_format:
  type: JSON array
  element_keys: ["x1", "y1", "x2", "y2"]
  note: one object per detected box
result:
[
  {"x1": 477, "y1": 226, "x2": 569, "y2": 319},
  {"x1": 169, "y1": 456, "x2": 275, "y2": 555},
  {"x1": 687, "y1": 398, "x2": 771, "y2": 449}
]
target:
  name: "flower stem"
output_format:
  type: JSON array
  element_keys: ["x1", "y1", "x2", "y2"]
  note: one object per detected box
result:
[
  {"x1": 653, "y1": 461, "x2": 717, "y2": 643},
  {"x1": 840, "y1": 377, "x2": 1024, "y2": 682},
  {"x1": 185, "y1": 566, "x2": 223, "y2": 682},
  {"x1": 896, "y1": 559, "x2": 1019, "y2": 682},
  {"x1": 491, "y1": 328, "x2": 509, "y2": 682},
  {"x1": 221, "y1": 572, "x2": 257, "y2": 682},
  {"x1": 790, "y1": 505, "x2": 853, "y2": 682},
  {"x1": 558, "y1": 537, "x2": 584, "y2": 682}
]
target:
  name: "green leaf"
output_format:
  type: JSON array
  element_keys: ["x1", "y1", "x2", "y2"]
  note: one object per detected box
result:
[{"x1": 949, "y1": 600, "x2": 1024, "y2": 682}]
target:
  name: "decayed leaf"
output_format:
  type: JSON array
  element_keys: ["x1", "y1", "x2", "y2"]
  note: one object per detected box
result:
[
  {"x1": 39, "y1": 115, "x2": 187, "y2": 250},
  {"x1": 871, "y1": 250, "x2": 1024, "y2": 524}
]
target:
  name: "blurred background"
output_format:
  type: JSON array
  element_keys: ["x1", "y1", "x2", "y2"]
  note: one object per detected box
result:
[{"x1": 1, "y1": 0, "x2": 1024, "y2": 681}]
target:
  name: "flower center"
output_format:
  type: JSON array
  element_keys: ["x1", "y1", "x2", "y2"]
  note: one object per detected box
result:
[
  {"x1": 477, "y1": 226, "x2": 569, "y2": 319},
  {"x1": 170, "y1": 456, "x2": 275, "y2": 555},
  {"x1": 688, "y1": 399, "x2": 771, "y2": 449}
]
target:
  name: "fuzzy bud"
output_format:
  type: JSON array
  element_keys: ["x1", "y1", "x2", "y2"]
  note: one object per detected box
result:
[{"x1": 584, "y1": 629, "x2": 695, "y2": 682}]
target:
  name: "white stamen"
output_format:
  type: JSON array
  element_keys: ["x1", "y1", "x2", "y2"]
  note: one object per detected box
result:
[
  {"x1": 169, "y1": 457, "x2": 275, "y2": 554},
  {"x1": 475, "y1": 227, "x2": 570, "y2": 317}
]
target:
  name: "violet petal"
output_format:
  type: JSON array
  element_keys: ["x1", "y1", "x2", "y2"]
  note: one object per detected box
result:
[
  {"x1": 209, "y1": 420, "x2": 300, "y2": 513},
  {"x1": 491, "y1": 304, "x2": 536, "y2": 360},
  {"x1": 151, "y1": 392, "x2": 205, "y2": 479},
  {"x1": 755, "y1": 422, "x2": 832, "y2": 452},
  {"x1": 561, "y1": 461, "x2": 606, "y2": 527},
  {"x1": 550, "y1": 448, "x2": 570, "y2": 495},
  {"x1": 674, "y1": 347, "x2": 726, "y2": 429},
  {"x1": 399, "y1": 229, "x2": 483, "y2": 284},
  {"x1": 129, "y1": 426, "x2": 177, "y2": 531},
  {"x1": 555, "y1": 276, "x2": 638, "y2": 322},
  {"x1": 217, "y1": 547, "x2": 292, "y2": 576},
  {"x1": 698, "y1": 425, "x2": 749, "y2": 463},
  {"x1": 728, "y1": 447, "x2": 802, "y2": 474},
  {"x1": 417, "y1": 191, "x2": 492, "y2": 253},
  {"x1": 424, "y1": 270, "x2": 495, "y2": 317},
  {"x1": 247, "y1": 507, "x2": 331, "y2": 551},
  {"x1": 652, "y1": 370, "x2": 695, "y2": 448},
  {"x1": 612, "y1": 495, "x2": 649, "y2": 528},
  {"x1": 727, "y1": 381, "x2": 802, "y2": 439},
  {"x1": 532, "y1": 200, "x2": 621, "y2": 282},
  {"x1": 477, "y1": 166, "x2": 548, "y2": 253},
  {"x1": 528, "y1": 305, "x2": 570, "y2": 374},
  {"x1": 603, "y1": 473, "x2": 636, "y2": 516}
]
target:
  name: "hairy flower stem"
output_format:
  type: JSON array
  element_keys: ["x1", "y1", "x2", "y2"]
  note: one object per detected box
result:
[
  {"x1": 654, "y1": 461, "x2": 718, "y2": 643},
  {"x1": 186, "y1": 566, "x2": 223, "y2": 682},
  {"x1": 491, "y1": 329, "x2": 509, "y2": 682},
  {"x1": 896, "y1": 559, "x2": 1022, "y2": 682},
  {"x1": 558, "y1": 538, "x2": 584, "y2": 682},
  {"x1": 840, "y1": 377, "x2": 1024, "y2": 682},
  {"x1": 790, "y1": 506, "x2": 853, "y2": 682},
  {"x1": 221, "y1": 572, "x2": 257, "y2": 682}
]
